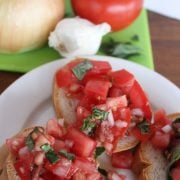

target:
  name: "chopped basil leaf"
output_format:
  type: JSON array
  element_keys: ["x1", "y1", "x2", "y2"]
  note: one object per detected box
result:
[
  {"x1": 94, "y1": 146, "x2": 105, "y2": 159},
  {"x1": 59, "y1": 149, "x2": 75, "y2": 161},
  {"x1": 80, "y1": 116, "x2": 96, "y2": 135},
  {"x1": 25, "y1": 134, "x2": 35, "y2": 151},
  {"x1": 172, "y1": 117, "x2": 180, "y2": 137},
  {"x1": 100, "y1": 38, "x2": 141, "y2": 59},
  {"x1": 41, "y1": 143, "x2": 60, "y2": 164},
  {"x1": 137, "y1": 120, "x2": 150, "y2": 134},
  {"x1": 92, "y1": 108, "x2": 109, "y2": 121},
  {"x1": 41, "y1": 143, "x2": 52, "y2": 153},
  {"x1": 98, "y1": 167, "x2": 108, "y2": 177},
  {"x1": 72, "y1": 60, "x2": 93, "y2": 80}
]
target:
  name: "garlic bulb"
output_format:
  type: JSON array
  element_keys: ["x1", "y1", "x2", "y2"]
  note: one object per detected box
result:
[
  {"x1": 0, "y1": 0, "x2": 64, "y2": 53},
  {"x1": 48, "y1": 17, "x2": 111, "y2": 57}
]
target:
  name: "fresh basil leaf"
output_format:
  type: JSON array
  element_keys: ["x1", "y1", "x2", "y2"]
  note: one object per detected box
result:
[
  {"x1": 100, "y1": 38, "x2": 141, "y2": 59},
  {"x1": 72, "y1": 60, "x2": 93, "y2": 80},
  {"x1": 92, "y1": 108, "x2": 109, "y2": 121},
  {"x1": 94, "y1": 147, "x2": 105, "y2": 159},
  {"x1": 80, "y1": 116, "x2": 96, "y2": 134},
  {"x1": 41, "y1": 143, "x2": 60, "y2": 164},
  {"x1": 41, "y1": 143, "x2": 52, "y2": 153},
  {"x1": 98, "y1": 167, "x2": 108, "y2": 177},
  {"x1": 25, "y1": 134, "x2": 35, "y2": 151},
  {"x1": 59, "y1": 149, "x2": 75, "y2": 161},
  {"x1": 137, "y1": 120, "x2": 150, "y2": 134}
]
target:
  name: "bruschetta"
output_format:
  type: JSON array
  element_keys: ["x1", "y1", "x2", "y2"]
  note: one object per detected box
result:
[{"x1": 53, "y1": 58, "x2": 152, "y2": 154}]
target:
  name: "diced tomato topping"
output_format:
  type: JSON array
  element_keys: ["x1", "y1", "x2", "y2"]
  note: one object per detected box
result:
[
  {"x1": 84, "y1": 79, "x2": 111, "y2": 101},
  {"x1": 106, "y1": 95, "x2": 128, "y2": 110},
  {"x1": 46, "y1": 119, "x2": 64, "y2": 138},
  {"x1": 111, "y1": 150, "x2": 133, "y2": 169},
  {"x1": 129, "y1": 80, "x2": 152, "y2": 120},
  {"x1": 76, "y1": 106, "x2": 91, "y2": 127},
  {"x1": 53, "y1": 140, "x2": 66, "y2": 153},
  {"x1": 131, "y1": 126, "x2": 152, "y2": 142},
  {"x1": 108, "y1": 171, "x2": 126, "y2": 180},
  {"x1": 56, "y1": 67, "x2": 78, "y2": 88},
  {"x1": 73, "y1": 157, "x2": 98, "y2": 174},
  {"x1": 88, "y1": 60, "x2": 112, "y2": 75},
  {"x1": 6, "y1": 136, "x2": 25, "y2": 156},
  {"x1": 171, "y1": 166, "x2": 180, "y2": 180},
  {"x1": 110, "y1": 69, "x2": 135, "y2": 93},
  {"x1": 66, "y1": 127, "x2": 96, "y2": 157},
  {"x1": 152, "y1": 109, "x2": 171, "y2": 131},
  {"x1": 109, "y1": 86, "x2": 124, "y2": 97},
  {"x1": 45, "y1": 157, "x2": 73, "y2": 178},
  {"x1": 151, "y1": 131, "x2": 171, "y2": 150}
]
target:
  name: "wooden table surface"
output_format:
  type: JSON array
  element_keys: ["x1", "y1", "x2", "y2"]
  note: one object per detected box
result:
[{"x1": 0, "y1": 11, "x2": 180, "y2": 94}]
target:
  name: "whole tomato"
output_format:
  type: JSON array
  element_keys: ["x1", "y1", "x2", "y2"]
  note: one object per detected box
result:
[{"x1": 71, "y1": 0, "x2": 143, "y2": 31}]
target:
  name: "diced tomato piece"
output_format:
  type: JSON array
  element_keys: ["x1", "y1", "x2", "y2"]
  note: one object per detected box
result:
[
  {"x1": 14, "y1": 159, "x2": 31, "y2": 179},
  {"x1": 111, "y1": 150, "x2": 133, "y2": 169},
  {"x1": 6, "y1": 136, "x2": 25, "y2": 156},
  {"x1": 41, "y1": 171, "x2": 57, "y2": 180},
  {"x1": 66, "y1": 127, "x2": 96, "y2": 157},
  {"x1": 131, "y1": 126, "x2": 152, "y2": 142},
  {"x1": 88, "y1": 60, "x2": 112, "y2": 75},
  {"x1": 171, "y1": 166, "x2": 180, "y2": 180},
  {"x1": 108, "y1": 171, "x2": 126, "y2": 180},
  {"x1": 84, "y1": 80, "x2": 111, "y2": 101},
  {"x1": 110, "y1": 69, "x2": 135, "y2": 93},
  {"x1": 73, "y1": 157, "x2": 98, "y2": 174},
  {"x1": 109, "y1": 86, "x2": 124, "y2": 97},
  {"x1": 78, "y1": 96, "x2": 96, "y2": 110},
  {"x1": 45, "y1": 157, "x2": 73, "y2": 178},
  {"x1": 76, "y1": 106, "x2": 91, "y2": 127},
  {"x1": 129, "y1": 81, "x2": 152, "y2": 120},
  {"x1": 152, "y1": 109, "x2": 171, "y2": 131},
  {"x1": 67, "y1": 59, "x2": 83, "y2": 69},
  {"x1": 151, "y1": 131, "x2": 170, "y2": 149},
  {"x1": 56, "y1": 67, "x2": 78, "y2": 87},
  {"x1": 73, "y1": 171, "x2": 86, "y2": 180},
  {"x1": 46, "y1": 119, "x2": 64, "y2": 138},
  {"x1": 53, "y1": 140, "x2": 66, "y2": 153},
  {"x1": 106, "y1": 95, "x2": 128, "y2": 110},
  {"x1": 86, "y1": 172, "x2": 101, "y2": 180}
]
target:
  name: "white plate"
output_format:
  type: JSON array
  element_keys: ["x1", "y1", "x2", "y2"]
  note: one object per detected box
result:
[{"x1": 0, "y1": 55, "x2": 180, "y2": 146}]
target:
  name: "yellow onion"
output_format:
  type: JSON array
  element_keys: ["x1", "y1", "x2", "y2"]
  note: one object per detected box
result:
[{"x1": 0, "y1": 0, "x2": 65, "y2": 53}]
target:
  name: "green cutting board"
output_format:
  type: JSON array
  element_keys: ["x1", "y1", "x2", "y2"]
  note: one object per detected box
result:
[{"x1": 0, "y1": 1, "x2": 153, "y2": 73}]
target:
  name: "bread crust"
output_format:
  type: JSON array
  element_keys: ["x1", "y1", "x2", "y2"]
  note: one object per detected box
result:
[{"x1": 132, "y1": 113, "x2": 180, "y2": 180}]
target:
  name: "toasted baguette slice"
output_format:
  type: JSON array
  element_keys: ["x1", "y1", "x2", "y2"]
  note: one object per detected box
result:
[
  {"x1": 113, "y1": 133, "x2": 139, "y2": 153},
  {"x1": 53, "y1": 82, "x2": 78, "y2": 124},
  {"x1": 0, "y1": 127, "x2": 42, "y2": 180},
  {"x1": 132, "y1": 113, "x2": 180, "y2": 180}
]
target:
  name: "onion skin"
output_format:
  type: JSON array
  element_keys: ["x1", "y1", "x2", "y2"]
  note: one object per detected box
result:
[{"x1": 0, "y1": 0, "x2": 65, "y2": 53}]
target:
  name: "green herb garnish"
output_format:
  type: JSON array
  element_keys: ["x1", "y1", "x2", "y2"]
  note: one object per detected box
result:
[
  {"x1": 92, "y1": 108, "x2": 109, "y2": 121},
  {"x1": 72, "y1": 60, "x2": 93, "y2": 80},
  {"x1": 41, "y1": 143, "x2": 59, "y2": 164},
  {"x1": 137, "y1": 120, "x2": 150, "y2": 134},
  {"x1": 98, "y1": 167, "x2": 108, "y2": 178},
  {"x1": 59, "y1": 149, "x2": 75, "y2": 161},
  {"x1": 100, "y1": 38, "x2": 141, "y2": 59},
  {"x1": 80, "y1": 116, "x2": 96, "y2": 135},
  {"x1": 94, "y1": 146, "x2": 105, "y2": 159},
  {"x1": 25, "y1": 134, "x2": 35, "y2": 151}
]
